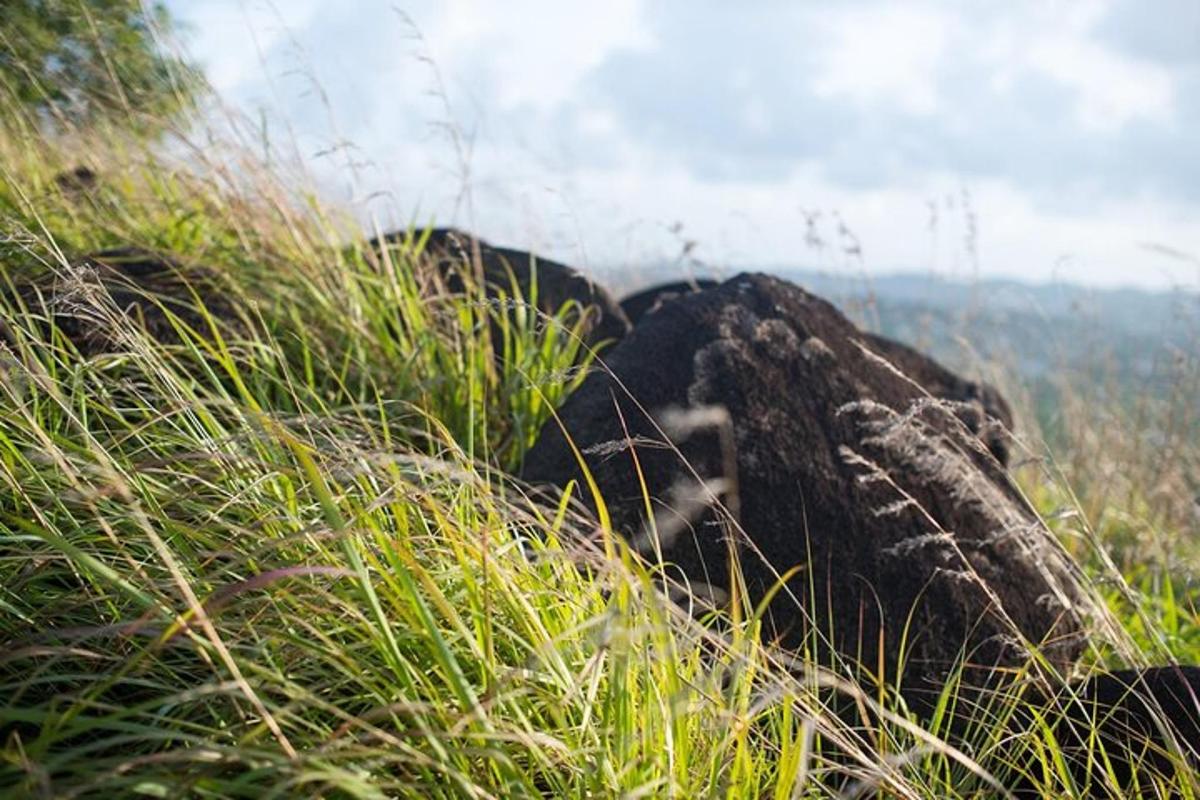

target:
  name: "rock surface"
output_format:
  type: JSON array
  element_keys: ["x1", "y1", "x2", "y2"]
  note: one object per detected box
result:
[
  {"x1": 522, "y1": 272, "x2": 1093, "y2": 706},
  {"x1": 620, "y1": 278, "x2": 719, "y2": 325},
  {"x1": 859, "y1": 332, "x2": 1015, "y2": 464},
  {"x1": 622, "y1": 278, "x2": 1014, "y2": 463},
  {"x1": 53, "y1": 166, "x2": 99, "y2": 198},
  {"x1": 372, "y1": 227, "x2": 631, "y2": 350}
]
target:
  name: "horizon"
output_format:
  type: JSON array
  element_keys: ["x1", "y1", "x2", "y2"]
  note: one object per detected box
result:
[
  {"x1": 616, "y1": 260, "x2": 1200, "y2": 297},
  {"x1": 166, "y1": 1, "x2": 1200, "y2": 291}
]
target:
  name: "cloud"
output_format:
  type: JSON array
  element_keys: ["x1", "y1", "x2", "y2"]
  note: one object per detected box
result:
[
  {"x1": 435, "y1": 0, "x2": 650, "y2": 112},
  {"x1": 1097, "y1": 0, "x2": 1200, "y2": 66},
  {"x1": 170, "y1": 0, "x2": 323, "y2": 94},
  {"x1": 812, "y1": 6, "x2": 951, "y2": 116},
  {"x1": 577, "y1": 1, "x2": 1195, "y2": 203},
  {"x1": 1026, "y1": 37, "x2": 1173, "y2": 131},
  {"x1": 162, "y1": 0, "x2": 1200, "y2": 288}
]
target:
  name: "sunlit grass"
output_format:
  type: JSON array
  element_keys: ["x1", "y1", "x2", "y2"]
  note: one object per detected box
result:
[{"x1": 0, "y1": 79, "x2": 1198, "y2": 799}]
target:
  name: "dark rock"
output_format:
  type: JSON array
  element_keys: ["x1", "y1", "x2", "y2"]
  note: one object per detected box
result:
[
  {"x1": 521, "y1": 272, "x2": 1093, "y2": 709},
  {"x1": 5, "y1": 247, "x2": 239, "y2": 355},
  {"x1": 620, "y1": 278, "x2": 719, "y2": 325},
  {"x1": 371, "y1": 227, "x2": 631, "y2": 350},
  {"x1": 625, "y1": 278, "x2": 1013, "y2": 464},
  {"x1": 1010, "y1": 666, "x2": 1200, "y2": 797},
  {"x1": 860, "y1": 332, "x2": 1015, "y2": 464}
]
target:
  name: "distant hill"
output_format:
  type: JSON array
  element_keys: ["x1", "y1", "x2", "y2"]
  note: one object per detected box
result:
[{"x1": 775, "y1": 269, "x2": 1200, "y2": 384}]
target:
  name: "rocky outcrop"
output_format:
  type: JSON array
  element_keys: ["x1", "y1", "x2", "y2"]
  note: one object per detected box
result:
[{"x1": 521, "y1": 272, "x2": 1094, "y2": 708}]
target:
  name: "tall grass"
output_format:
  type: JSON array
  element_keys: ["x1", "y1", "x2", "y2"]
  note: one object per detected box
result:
[
  {"x1": 0, "y1": 62, "x2": 1198, "y2": 800},
  {"x1": 0, "y1": 119, "x2": 898, "y2": 798}
]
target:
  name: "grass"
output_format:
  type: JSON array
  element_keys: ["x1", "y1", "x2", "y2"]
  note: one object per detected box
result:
[{"x1": 1, "y1": 84, "x2": 1199, "y2": 798}]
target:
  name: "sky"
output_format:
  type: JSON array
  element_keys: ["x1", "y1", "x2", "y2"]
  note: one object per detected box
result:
[{"x1": 163, "y1": 0, "x2": 1200, "y2": 289}]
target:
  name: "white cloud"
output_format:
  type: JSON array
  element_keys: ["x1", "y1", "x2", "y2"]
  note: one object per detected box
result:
[
  {"x1": 162, "y1": 0, "x2": 1200, "y2": 290},
  {"x1": 1026, "y1": 37, "x2": 1174, "y2": 131},
  {"x1": 965, "y1": 1, "x2": 1176, "y2": 132},
  {"x1": 432, "y1": 0, "x2": 651, "y2": 112},
  {"x1": 812, "y1": 6, "x2": 951, "y2": 116},
  {"x1": 168, "y1": 0, "x2": 323, "y2": 94}
]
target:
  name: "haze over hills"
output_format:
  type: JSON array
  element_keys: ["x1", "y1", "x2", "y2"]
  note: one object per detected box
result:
[{"x1": 777, "y1": 268, "x2": 1200, "y2": 378}]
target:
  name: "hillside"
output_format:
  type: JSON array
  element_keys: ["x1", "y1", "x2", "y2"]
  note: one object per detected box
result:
[
  {"x1": 5, "y1": 4, "x2": 1200, "y2": 796},
  {"x1": 1, "y1": 98, "x2": 1199, "y2": 800}
]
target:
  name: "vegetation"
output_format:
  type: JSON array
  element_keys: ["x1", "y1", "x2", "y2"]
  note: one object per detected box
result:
[
  {"x1": 1, "y1": 36, "x2": 1199, "y2": 800},
  {"x1": 0, "y1": 0, "x2": 199, "y2": 131}
]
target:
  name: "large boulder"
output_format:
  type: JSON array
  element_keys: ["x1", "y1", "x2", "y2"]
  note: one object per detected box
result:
[
  {"x1": 521, "y1": 273, "x2": 1094, "y2": 707},
  {"x1": 371, "y1": 227, "x2": 631, "y2": 351},
  {"x1": 3, "y1": 247, "x2": 239, "y2": 355}
]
